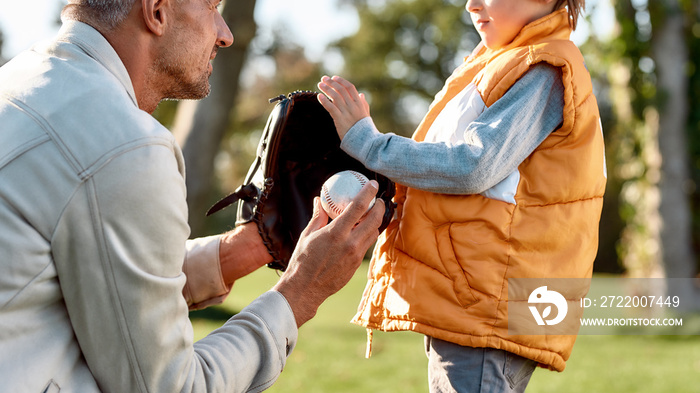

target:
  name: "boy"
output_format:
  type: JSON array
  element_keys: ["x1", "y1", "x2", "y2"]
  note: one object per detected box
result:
[{"x1": 318, "y1": 0, "x2": 606, "y2": 392}]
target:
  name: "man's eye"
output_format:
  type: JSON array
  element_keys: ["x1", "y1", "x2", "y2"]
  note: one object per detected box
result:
[{"x1": 208, "y1": 0, "x2": 223, "y2": 13}]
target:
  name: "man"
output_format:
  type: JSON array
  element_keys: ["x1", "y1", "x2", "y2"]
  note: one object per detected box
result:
[{"x1": 0, "y1": 0, "x2": 384, "y2": 392}]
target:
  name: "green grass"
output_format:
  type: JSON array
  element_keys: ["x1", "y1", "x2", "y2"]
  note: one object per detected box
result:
[{"x1": 191, "y1": 265, "x2": 700, "y2": 392}]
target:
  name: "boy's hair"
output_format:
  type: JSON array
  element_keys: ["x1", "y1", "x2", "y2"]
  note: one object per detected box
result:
[{"x1": 554, "y1": 0, "x2": 585, "y2": 30}]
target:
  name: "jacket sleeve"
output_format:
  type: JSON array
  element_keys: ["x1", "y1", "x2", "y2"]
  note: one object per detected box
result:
[
  {"x1": 183, "y1": 235, "x2": 233, "y2": 310},
  {"x1": 340, "y1": 63, "x2": 564, "y2": 194},
  {"x1": 52, "y1": 140, "x2": 297, "y2": 393}
]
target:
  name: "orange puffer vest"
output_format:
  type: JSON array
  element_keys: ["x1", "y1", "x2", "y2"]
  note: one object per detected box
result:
[{"x1": 352, "y1": 9, "x2": 607, "y2": 372}]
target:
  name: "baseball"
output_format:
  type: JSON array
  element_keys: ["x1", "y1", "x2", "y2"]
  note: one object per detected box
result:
[{"x1": 320, "y1": 170, "x2": 375, "y2": 220}]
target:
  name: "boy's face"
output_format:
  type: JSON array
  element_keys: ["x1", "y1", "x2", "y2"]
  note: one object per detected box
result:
[{"x1": 466, "y1": 0, "x2": 556, "y2": 49}]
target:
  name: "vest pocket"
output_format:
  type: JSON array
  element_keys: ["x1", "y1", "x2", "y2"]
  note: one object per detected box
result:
[{"x1": 436, "y1": 225, "x2": 479, "y2": 308}]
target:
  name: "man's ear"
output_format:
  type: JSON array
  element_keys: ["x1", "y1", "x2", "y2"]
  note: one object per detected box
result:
[{"x1": 142, "y1": 0, "x2": 170, "y2": 36}]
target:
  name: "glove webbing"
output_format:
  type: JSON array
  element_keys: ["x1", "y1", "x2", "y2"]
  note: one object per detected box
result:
[{"x1": 206, "y1": 183, "x2": 259, "y2": 216}]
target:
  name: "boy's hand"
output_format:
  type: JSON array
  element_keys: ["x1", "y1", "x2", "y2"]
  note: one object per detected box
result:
[{"x1": 317, "y1": 75, "x2": 371, "y2": 140}]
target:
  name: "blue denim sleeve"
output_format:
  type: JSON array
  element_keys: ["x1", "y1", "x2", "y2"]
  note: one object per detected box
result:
[{"x1": 340, "y1": 63, "x2": 564, "y2": 194}]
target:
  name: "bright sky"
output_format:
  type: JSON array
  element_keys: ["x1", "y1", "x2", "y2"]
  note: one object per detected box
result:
[
  {"x1": 0, "y1": 0, "x2": 62, "y2": 57},
  {"x1": 0, "y1": 0, "x2": 359, "y2": 60}
]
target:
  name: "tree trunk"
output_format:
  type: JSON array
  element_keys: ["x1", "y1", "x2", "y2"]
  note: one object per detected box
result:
[
  {"x1": 651, "y1": 0, "x2": 699, "y2": 309},
  {"x1": 172, "y1": 0, "x2": 258, "y2": 236}
]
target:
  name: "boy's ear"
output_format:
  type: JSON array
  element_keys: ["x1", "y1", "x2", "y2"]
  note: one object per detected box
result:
[{"x1": 142, "y1": 0, "x2": 170, "y2": 36}]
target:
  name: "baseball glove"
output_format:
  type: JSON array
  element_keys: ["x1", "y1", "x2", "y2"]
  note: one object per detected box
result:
[{"x1": 206, "y1": 91, "x2": 396, "y2": 271}]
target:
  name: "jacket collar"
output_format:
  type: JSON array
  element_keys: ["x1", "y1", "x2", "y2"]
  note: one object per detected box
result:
[{"x1": 55, "y1": 20, "x2": 138, "y2": 107}]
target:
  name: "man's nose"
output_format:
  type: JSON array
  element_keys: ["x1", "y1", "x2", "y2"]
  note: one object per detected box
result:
[{"x1": 216, "y1": 14, "x2": 234, "y2": 48}]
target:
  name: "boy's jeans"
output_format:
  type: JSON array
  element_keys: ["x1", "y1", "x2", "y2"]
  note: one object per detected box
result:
[{"x1": 425, "y1": 336, "x2": 536, "y2": 393}]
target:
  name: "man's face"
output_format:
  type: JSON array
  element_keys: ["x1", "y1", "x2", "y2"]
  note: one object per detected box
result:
[{"x1": 156, "y1": 0, "x2": 233, "y2": 100}]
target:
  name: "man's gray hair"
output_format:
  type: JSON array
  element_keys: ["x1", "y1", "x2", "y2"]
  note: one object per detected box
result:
[{"x1": 66, "y1": 0, "x2": 137, "y2": 30}]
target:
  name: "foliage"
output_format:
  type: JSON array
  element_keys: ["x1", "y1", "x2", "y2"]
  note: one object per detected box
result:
[
  {"x1": 600, "y1": 0, "x2": 661, "y2": 276},
  {"x1": 576, "y1": 11, "x2": 625, "y2": 273},
  {"x1": 686, "y1": 5, "x2": 700, "y2": 261},
  {"x1": 332, "y1": 0, "x2": 480, "y2": 136},
  {"x1": 599, "y1": 0, "x2": 699, "y2": 276}
]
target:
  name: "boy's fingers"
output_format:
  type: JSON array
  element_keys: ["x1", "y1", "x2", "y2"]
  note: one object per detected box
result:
[
  {"x1": 323, "y1": 76, "x2": 358, "y2": 103},
  {"x1": 359, "y1": 93, "x2": 370, "y2": 112},
  {"x1": 317, "y1": 88, "x2": 332, "y2": 107},
  {"x1": 317, "y1": 79, "x2": 333, "y2": 97},
  {"x1": 321, "y1": 75, "x2": 364, "y2": 108},
  {"x1": 318, "y1": 80, "x2": 346, "y2": 106},
  {"x1": 331, "y1": 76, "x2": 361, "y2": 98},
  {"x1": 317, "y1": 91, "x2": 340, "y2": 117}
]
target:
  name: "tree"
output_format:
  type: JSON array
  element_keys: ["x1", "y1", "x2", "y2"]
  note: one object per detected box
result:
[
  {"x1": 333, "y1": 0, "x2": 480, "y2": 137},
  {"x1": 650, "y1": 0, "x2": 695, "y2": 290},
  {"x1": 171, "y1": 0, "x2": 257, "y2": 237},
  {"x1": 689, "y1": 0, "x2": 700, "y2": 270},
  {"x1": 606, "y1": 0, "x2": 663, "y2": 279},
  {"x1": 607, "y1": 0, "x2": 699, "y2": 308}
]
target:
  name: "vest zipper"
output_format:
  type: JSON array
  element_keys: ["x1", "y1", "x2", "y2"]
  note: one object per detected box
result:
[{"x1": 365, "y1": 328, "x2": 374, "y2": 358}]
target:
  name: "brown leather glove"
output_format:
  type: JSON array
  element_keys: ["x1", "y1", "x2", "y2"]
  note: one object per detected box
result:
[{"x1": 207, "y1": 91, "x2": 396, "y2": 271}]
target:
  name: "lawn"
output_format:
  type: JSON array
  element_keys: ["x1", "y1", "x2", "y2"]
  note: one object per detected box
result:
[{"x1": 190, "y1": 264, "x2": 700, "y2": 392}]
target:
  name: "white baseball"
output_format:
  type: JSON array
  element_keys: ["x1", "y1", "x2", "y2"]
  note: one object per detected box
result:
[{"x1": 320, "y1": 170, "x2": 375, "y2": 219}]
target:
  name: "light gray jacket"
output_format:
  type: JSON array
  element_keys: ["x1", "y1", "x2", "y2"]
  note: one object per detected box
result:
[{"x1": 0, "y1": 21, "x2": 297, "y2": 393}]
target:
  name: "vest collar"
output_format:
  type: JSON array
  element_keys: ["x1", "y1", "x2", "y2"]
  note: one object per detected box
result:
[{"x1": 469, "y1": 8, "x2": 572, "y2": 61}]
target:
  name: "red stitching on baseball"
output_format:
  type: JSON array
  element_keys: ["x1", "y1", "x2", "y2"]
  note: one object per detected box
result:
[
  {"x1": 322, "y1": 171, "x2": 370, "y2": 218},
  {"x1": 322, "y1": 183, "x2": 343, "y2": 216},
  {"x1": 351, "y1": 170, "x2": 368, "y2": 186}
]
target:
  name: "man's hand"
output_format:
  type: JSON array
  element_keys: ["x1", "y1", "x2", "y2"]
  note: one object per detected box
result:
[
  {"x1": 273, "y1": 180, "x2": 384, "y2": 327},
  {"x1": 317, "y1": 75, "x2": 371, "y2": 140}
]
